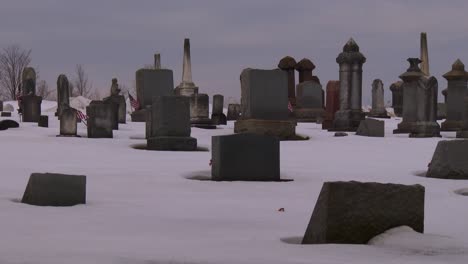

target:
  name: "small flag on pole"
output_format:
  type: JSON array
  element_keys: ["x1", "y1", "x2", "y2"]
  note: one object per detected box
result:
[
  {"x1": 287, "y1": 101, "x2": 293, "y2": 112},
  {"x1": 76, "y1": 110, "x2": 88, "y2": 126},
  {"x1": 128, "y1": 92, "x2": 140, "y2": 111}
]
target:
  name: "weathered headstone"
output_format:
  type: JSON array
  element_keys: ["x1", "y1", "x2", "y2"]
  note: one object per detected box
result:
[
  {"x1": 227, "y1": 103, "x2": 241, "y2": 120},
  {"x1": 368, "y1": 79, "x2": 389, "y2": 118},
  {"x1": 427, "y1": 140, "x2": 468, "y2": 179},
  {"x1": 441, "y1": 59, "x2": 468, "y2": 131},
  {"x1": 59, "y1": 108, "x2": 78, "y2": 136},
  {"x1": 278, "y1": 56, "x2": 297, "y2": 106},
  {"x1": 86, "y1": 102, "x2": 113, "y2": 138},
  {"x1": 410, "y1": 75, "x2": 440, "y2": 138},
  {"x1": 330, "y1": 38, "x2": 366, "y2": 131},
  {"x1": 356, "y1": 118, "x2": 384, "y2": 137},
  {"x1": 211, "y1": 94, "x2": 227, "y2": 125},
  {"x1": 0, "y1": 100, "x2": 3, "y2": 112},
  {"x1": 103, "y1": 78, "x2": 126, "y2": 124},
  {"x1": 22, "y1": 67, "x2": 36, "y2": 96},
  {"x1": 147, "y1": 95, "x2": 197, "y2": 151},
  {"x1": 175, "y1": 38, "x2": 199, "y2": 96},
  {"x1": 294, "y1": 80, "x2": 325, "y2": 122},
  {"x1": 21, "y1": 95, "x2": 42, "y2": 122},
  {"x1": 322, "y1": 81, "x2": 340, "y2": 129},
  {"x1": 211, "y1": 134, "x2": 280, "y2": 181},
  {"x1": 456, "y1": 97, "x2": 468, "y2": 138},
  {"x1": 389, "y1": 81, "x2": 403, "y2": 117},
  {"x1": 56, "y1": 74, "x2": 70, "y2": 118},
  {"x1": 437, "y1": 103, "x2": 447, "y2": 120},
  {"x1": 234, "y1": 68, "x2": 296, "y2": 140},
  {"x1": 190, "y1": 93, "x2": 214, "y2": 128},
  {"x1": 38, "y1": 115, "x2": 48, "y2": 127},
  {"x1": 302, "y1": 181, "x2": 425, "y2": 244},
  {"x1": 21, "y1": 173, "x2": 86, "y2": 206}
]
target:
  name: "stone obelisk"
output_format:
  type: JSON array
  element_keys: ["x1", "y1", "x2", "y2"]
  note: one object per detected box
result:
[
  {"x1": 175, "y1": 38, "x2": 199, "y2": 96},
  {"x1": 154, "y1": 53, "x2": 161, "y2": 69},
  {"x1": 420, "y1": 32, "x2": 430, "y2": 76}
]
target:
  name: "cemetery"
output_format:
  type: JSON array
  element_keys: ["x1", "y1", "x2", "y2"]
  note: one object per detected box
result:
[{"x1": 1, "y1": 2, "x2": 468, "y2": 264}]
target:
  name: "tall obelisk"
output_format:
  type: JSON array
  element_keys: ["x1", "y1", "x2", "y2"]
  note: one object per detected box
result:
[
  {"x1": 420, "y1": 32, "x2": 430, "y2": 76},
  {"x1": 154, "y1": 53, "x2": 161, "y2": 69},
  {"x1": 175, "y1": 38, "x2": 199, "y2": 96}
]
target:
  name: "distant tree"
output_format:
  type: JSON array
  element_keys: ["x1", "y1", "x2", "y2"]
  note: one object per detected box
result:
[
  {"x1": 36, "y1": 80, "x2": 55, "y2": 100},
  {"x1": 0, "y1": 44, "x2": 31, "y2": 100},
  {"x1": 73, "y1": 64, "x2": 92, "y2": 97}
]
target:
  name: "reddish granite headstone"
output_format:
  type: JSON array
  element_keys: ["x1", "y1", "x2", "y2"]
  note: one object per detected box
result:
[{"x1": 322, "y1": 81, "x2": 340, "y2": 129}]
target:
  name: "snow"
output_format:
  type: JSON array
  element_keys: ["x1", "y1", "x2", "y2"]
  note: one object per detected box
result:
[{"x1": 0, "y1": 106, "x2": 467, "y2": 264}]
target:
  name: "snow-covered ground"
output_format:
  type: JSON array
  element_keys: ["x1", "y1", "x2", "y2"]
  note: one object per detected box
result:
[{"x1": 0, "y1": 102, "x2": 467, "y2": 264}]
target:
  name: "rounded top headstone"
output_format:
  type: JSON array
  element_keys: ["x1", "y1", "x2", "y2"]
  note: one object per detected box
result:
[
  {"x1": 295, "y1": 58, "x2": 315, "y2": 71},
  {"x1": 443, "y1": 59, "x2": 468, "y2": 80},
  {"x1": 278, "y1": 56, "x2": 297, "y2": 69},
  {"x1": 372, "y1": 79, "x2": 383, "y2": 90}
]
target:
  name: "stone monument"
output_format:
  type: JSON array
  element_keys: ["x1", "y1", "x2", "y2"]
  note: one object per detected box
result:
[
  {"x1": 294, "y1": 81, "x2": 325, "y2": 122},
  {"x1": 295, "y1": 58, "x2": 321, "y2": 84},
  {"x1": 103, "y1": 78, "x2": 126, "y2": 124},
  {"x1": 427, "y1": 140, "x2": 468, "y2": 179},
  {"x1": 278, "y1": 56, "x2": 297, "y2": 106},
  {"x1": 21, "y1": 67, "x2": 42, "y2": 122},
  {"x1": 211, "y1": 94, "x2": 227, "y2": 125},
  {"x1": 368, "y1": 79, "x2": 389, "y2": 118},
  {"x1": 55, "y1": 74, "x2": 70, "y2": 119},
  {"x1": 190, "y1": 94, "x2": 214, "y2": 128},
  {"x1": 420, "y1": 32, "x2": 430, "y2": 76},
  {"x1": 86, "y1": 101, "x2": 114, "y2": 138},
  {"x1": 59, "y1": 107, "x2": 78, "y2": 137},
  {"x1": 441, "y1": 59, "x2": 468, "y2": 131},
  {"x1": 389, "y1": 81, "x2": 403, "y2": 117},
  {"x1": 227, "y1": 104, "x2": 241, "y2": 121},
  {"x1": 175, "y1": 38, "x2": 199, "y2": 96},
  {"x1": 322, "y1": 81, "x2": 340, "y2": 129}
]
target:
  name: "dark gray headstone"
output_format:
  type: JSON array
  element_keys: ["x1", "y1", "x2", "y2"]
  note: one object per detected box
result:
[
  {"x1": 60, "y1": 108, "x2": 77, "y2": 136},
  {"x1": 334, "y1": 132, "x2": 348, "y2": 137},
  {"x1": 227, "y1": 104, "x2": 241, "y2": 120},
  {"x1": 1, "y1": 112, "x2": 12, "y2": 117},
  {"x1": 21, "y1": 173, "x2": 86, "y2": 206},
  {"x1": 211, "y1": 134, "x2": 280, "y2": 181},
  {"x1": 240, "y1": 68, "x2": 288, "y2": 120},
  {"x1": 356, "y1": 118, "x2": 384, "y2": 137},
  {"x1": 103, "y1": 95, "x2": 126, "y2": 124},
  {"x1": 302, "y1": 181, "x2": 425, "y2": 244},
  {"x1": 0, "y1": 119, "x2": 19, "y2": 130},
  {"x1": 296, "y1": 81, "x2": 323, "y2": 108},
  {"x1": 427, "y1": 140, "x2": 468, "y2": 179},
  {"x1": 211, "y1": 94, "x2": 227, "y2": 125},
  {"x1": 136, "y1": 69, "x2": 174, "y2": 109},
  {"x1": 21, "y1": 95, "x2": 42, "y2": 122},
  {"x1": 86, "y1": 103, "x2": 113, "y2": 138},
  {"x1": 56, "y1": 74, "x2": 70, "y2": 118},
  {"x1": 38, "y1": 115, "x2": 48, "y2": 127},
  {"x1": 190, "y1": 93, "x2": 210, "y2": 120}
]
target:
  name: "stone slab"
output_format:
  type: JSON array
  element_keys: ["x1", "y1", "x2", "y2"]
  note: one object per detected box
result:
[
  {"x1": 234, "y1": 119, "x2": 296, "y2": 140},
  {"x1": 147, "y1": 136, "x2": 197, "y2": 151},
  {"x1": 136, "y1": 69, "x2": 174, "y2": 109},
  {"x1": 356, "y1": 118, "x2": 384, "y2": 137},
  {"x1": 38, "y1": 115, "x2": 48, "y2": 128},
  {"x1": 427, "y1": 140, "x2": 468, "y2": 179}
]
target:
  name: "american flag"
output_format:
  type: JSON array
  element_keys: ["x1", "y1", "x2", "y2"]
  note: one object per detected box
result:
[
  {"x1": 128, "y1": 92, "x2": 140, "y2": 111},
  {"x1": 76, "y1": 110, "x2": 88, "y2": 126},
  {"x1": 287, "y1": 101, "x2": 293, "y2": 112}
]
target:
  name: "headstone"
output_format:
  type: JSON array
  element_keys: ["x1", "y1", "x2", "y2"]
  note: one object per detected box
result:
[
  {"x1": 131, "y1": 54, "x2": 174, "y2": 122},
  {"x1": 211, "y1": 134, "x2": 280, "y2": 181},
  {"x1": 0, "y1": 100, "x2": 3, "y2": 112},
  {"x1": 368, "y1": 79, "x2": 389, "y2": 118},
  {"x1": 295, "y1": 58, "x2": 320, "y2": 84},
  {"x1": 103, "y1": 78, "x2": 126, "y2": 124},
  {"x1": 4, "y1": 104, "x2": 14, "y2": 112},
  {"x1": 322, "y1": 81, "x2": 340, "y2": 129},
  {"x1": 59, "y1": 108, "x2": 78, "y2": 136},
  {"x1": 22, "y1": 67, "x2": 36, "y2": 95},
  {"x1": 56, "y1": 74, "x2": 70, "y2": 118},
  {"x1": 94, "y1": 100, "x2": 118, "y2": 130},
  {"x1": 334, "y1": 132, "x2": 348, "y2": 137},
  {"x1": 38, "y1": 115, "x2": 48, "y2": 127},
  {"x1": 302, "y1": 181, "x2": 425, "y2": 244},
  {"x1": 190, "y1": 93, "x2": 214, "y2": 128},
  {"x1": 227, "y1": 104, "x2": 241, "y2": 120},
  {"x1": 437, "y1": 103, "x2": 447, "y2": 120},
  {"x1": 234, "y1": 68, "x2": 296, "y2": 140},
  {"x1": 175, "y1": 38, "x2": 199, "y2": 96},
  {"x1": 356, "y1": 118, "x2": 384, "y2": 137},
  {"x1": 420, "y1": 32, "x2": 430, "y2": 76},
  {"x1": 145, "y1": 105, "x2": 152, "y2": 139},
  {"x1": 441, "y1": 59, "x2": 468, "y2": 131},
  {"x1": 0, "y1": 119, "x2": 19, "y2": 130},
  {"x1": 211, "y1": 94, "x2": 227, "y2": 125},
  {"x1": 21, "y1": 173, "x2": 86, "y2": 206},
  {"x1": 331, "y1": 38, "x2": 366, "y2": 131},
  {"x1": 21, "y1": 95, "x2": 42, "y2": 122},
  {"x1": 278, "y1": 56, "x2": 297, "y2": 106},
  {"x1": 1, "y1": 112, "x2": 11, "y2": 117},
  {"x1": 86, "y1": 102, "x2": 114, "y2": 138},
  {"x1": 147, "y1": 95, "x2": 197, "y2": 151},
  {"x1": 427, "y1": 140, "x2": 468, "y2": 179},
  {"x1": 294, "y1": 80, "x2": 325, "y2": 122},
  {"x1": 389, "y1": 81, "x2": 404, "y2": 117},
  {"x1": 456, "y1": 97, "x2": 468, "y2": 138}
]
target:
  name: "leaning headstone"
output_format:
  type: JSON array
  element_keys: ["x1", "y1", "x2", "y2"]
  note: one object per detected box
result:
[
  {"x1": 86, "y1": 102, "x2": 113, "y2": 138},
  {"x1": 389, "y1": 81, "x2": 404, "y2": 117},
  {"x1": 0, "y1": 119, "x2": 19, "y2": 130},
  {"x1": 190, "y1": 94, "x2": 215, "y2": 129},
  {"x1": 147, "y1": 95, "x2": 197, "y2": 151},
  {"x1": 441, "y1": 59, "x2": 468, "y2": 131},
  {"x1": 294, "y1": 80, "x2": 325, "y2": 122},
  {"x1": 103, "y1": 78, "x2": 126, "y2": 124},
  {"x1": 211, "y1": 134, "x2": 280, "y2": 181},
  {"x1": 38, "y1": 115, "x2": 48, "y2": 128},
  {"x1": 427, "y1": 140, "x2": 468, "y2": 179},
  {"x1": 56, "y1": 74, "x2": 70, "y2": 118},
  {"x1": 227, "y1": 104, "x2": 241, "y2": 120},
  {"x1": 278, "y1": 56, "x2": 297, "y2": 106},
  {"x1": 21, "y1": 95, "x2": 42, "y2": 122},
  {"x1": 302, "y1": 181, "x2": 425, "y2": 244},
  {"x1": 21, "y1": 173, "x2": 86, "y2": 206},
  {"x1": 1, "y1": 112, "x2": 12, "y2": 117},
  {"x1": 234, "y1": 68, "x2": 296, "y2": 140},
  {"x1": 175, "y1": 39, "x2": 199, "y2": 96},
  {"x1": 368, "y1": 79, "x2": 389, "y2": 118},
  {"x1": 4, "y1": 104, "x2": 14, "y2": 112},
  {"x1": 59, "y1": 108, "x2": 78, "y2": 137},
  {"x1": 356, "y1": 118, "x2": 384, "y2": 137},
  {"x1": 322, "y1": 81, "x2": 340, "y2": 129},
  {"x1": 211, "y1": 94, "x2": 227, "y2": 125}
]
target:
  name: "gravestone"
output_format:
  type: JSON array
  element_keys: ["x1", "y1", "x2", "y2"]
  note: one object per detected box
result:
[
  {"x1": 38, "y1": 115, "x2": 48, "y2": 127},
  {"x1": 56, "y1": 74, "x2": 70, "y2": 118},
  {"x1": 147, "y1": 95, "x2": 197, "y2": 151},
  {"x1": 356, "y1": 118, "x2": 384, "y2": 137},
  {"x1": 294, "y1": 80, "x2": 325, "y2": 122},
  {"x1": 1, "y1": 112, "x2": 11, "y2": 117},
  {"x1": 427, "y1": 140, "x2": 468, "y2": 179},
  {"x1": 21, "y1": 173, "x2": 86, "y2": 206},
  {"x1": 211, "y1": 94, "x2": 227, "y2": 125},
  {"x1": 331, "y1": 38, "x2": 366, "y2": 131},
  {"x1": 456, "y1": 97, "x2": 468, "y2": 138},
  {"x1": 4, "y1": 104, "x2": 14, "y2": 112},
  {"x1": 59, "y1": 108, "x2": 78, "y2": 136},
  {"x1": 22, "y1": 67, "x2": 36, "y2": 95},
  {"x1": 437, "y1": 103, "x2": 447, "y2": 120},
  {"x1": 0, "y1": 120, "x2": 19, "y2": 130},
  {"x1": 86, "y1": 102, "x2": 114, "y2": 138},
  {"x1": 190, "y1": 93, "x2": 215, "y2": 128},
  {"x1": 227, "y1": 104, "x2": 241, "y2": 120},
  {"x1": 21, "y1": 95, "x2": 42, "y2": 122},
  {"x1": 390, "y1": 81, "x2": 404, "y2": 117},
  {"x1": 295, "y1": 58, "x2": 320, "y2": 84},
  {"x1": 302, "y1": 181, "x2": 425, "y2": 244},
  {"x1": 95, "y1": 100, "x2": 118, "y2": 130},
  {"x1": 322, "y1": 81, "x2": 340, "y2": 129},
  {"x1": 211, "y1": 134, "x2": 280, "y2": 181},
  {"x1": 175, "y1": 39, "x2": 199, "y2": 96},
  {"x1": 368, "y1": 79, "x2": 389, "y2": 118},
  {"x1": 234, "y1": 68, "x2": 296, "y2": 140},
  {"x1": 103, "y1": 78, "x2": 126, "y2": 124},
  {"x1": 441, "y1": 59, "x2": 468, "y2": 131},
  {"x1": 0, "y1": 100, "x2": 3, "y2": 112},
  {"x1": 278, "y1": 56, "x2": 297, "y2": 106}
]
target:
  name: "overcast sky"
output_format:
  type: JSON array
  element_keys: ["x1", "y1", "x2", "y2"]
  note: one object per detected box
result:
[{"x1": 1, "y1": 0, "x2": 468, "y2": 104}]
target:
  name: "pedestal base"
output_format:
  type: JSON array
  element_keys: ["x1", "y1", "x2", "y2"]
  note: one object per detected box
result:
[
  {"x1": 441, "y1": 120, "x2": 464, "y2": 131},
  {"x1": 130, "y1": 109, "x2": 147, "y2": 122},
  {"x1": 175, "y1": 87, "x2": 198, "y2": 97},
  {"x1": 234, "y1": 119, "x2": 296, "y2": 140},
  {"x1": 147, "y1": 136, "x2": 197, "y2": 151},
  {"x1": 293, "y1": 108, "x2": 325, "y2": 123},
  {"x1": 368, "y1": 109, "x2": 390, "y2": 119},
  {"x1": 409, "y1": 122, "x2": 441, "y2": 138},
  {"x1": 329, "y1": 110, "x2": 365, "y2": 132},
  {"x1": 393, "y1": 121, "x2": 415, "y2": 134},
  {"x1": 191, "y1": 117, "x2": 216, "y2": 129},
  {"x1": 211, "y1": 113, "x2": 227, "y2": 125}
]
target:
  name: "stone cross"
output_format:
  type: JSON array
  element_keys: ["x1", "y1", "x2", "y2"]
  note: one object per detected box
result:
[
  {"x1": 441, "y1": 59, "x2": 468, "y2": 131},
  {"x1": 368, "y1": 79, "x2": 389, "y2": 118}
]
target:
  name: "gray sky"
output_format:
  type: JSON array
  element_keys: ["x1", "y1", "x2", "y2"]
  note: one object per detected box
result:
[{"x1": 1, "y1": 0, "x2": 468, "y2": 104}]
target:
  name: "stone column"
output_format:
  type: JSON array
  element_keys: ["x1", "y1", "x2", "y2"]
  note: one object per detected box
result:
[
  {"x1": 175, "y1": 38, "x2": 199, "y2": 96},
  {"x1": 56, "y1": 74, "x2": 70, "y2": 119},
  {"x1": 390, "y1": 81, "x2": 403, "y2": 117},
  {"x1": 410, "y1": 75, "x2": 440, "y2": 138},
  {"x1": 350, "y1": 63, "x2": 363, "y2": 111},
  {"x1": 154, "y1": 53, "x2": 161, "y2": 69},
  {"x1": 420, "y1": 32, "x2": 430, "y2": 76},
  {"x1": 295, "y1": 58, "x2": 320, "y2": 84},
  {"x1": 441, "y1": 59, "x2": 468, "y2": 131},
  {"x1": 369, "y1": 79, "x2": 389, "y2": 118},
  {"x1": 278, "y1": 56, "x2": 297, "y2": 106}
]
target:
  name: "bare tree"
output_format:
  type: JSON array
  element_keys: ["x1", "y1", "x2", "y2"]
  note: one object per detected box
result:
[
  {"x1": 73, "y1": 64, "x2": 92, "y2": 97},
  {"x1": 36, "y1": 80, "x2": 55, "y2": 100},
  {"x1": 0, "y1": 44, "x2": 31, "y2": 100}
]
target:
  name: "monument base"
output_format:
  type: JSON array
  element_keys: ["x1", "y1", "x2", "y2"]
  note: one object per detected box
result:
[
  {"x1": 393, "y1": 121, "x2": 415, "y2": 134},
  {"x1": 409, "y1": 122, "x2": 441, "y2": 138},
  {"x1": 368, "y1": 110, "x2": 390, "y2": 119},
  {"x1": 234, "y1": 119, "x2": 297, "y2": 140},
  {"x1": 393, "y1": 107, "x2": 403, "y2": 118},
  {"x1": 174, "y1": 86, "x2": 198, "y2": 97},
  {"x1": 441, "y1": 120, "x2": 464, "y2": 131},
  {"x1": 130, "y1": 109, "x2": 147, "y2": 122},
  {"x1": 328, "y1": 110, "x2": 364, "y2": 132},
  {"x1": 293, "y1": 108, "x2": 325, "y2": 123},
  {"x1": 147, "y1": 136, "x2": 197, "y2": 151},
  {"x1": 191, "y1": 117, "x2": 216, "y2": 129},
  {"x1": 211, "y1": 113, "x2": 227, "y2": 125}
]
